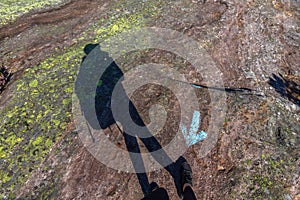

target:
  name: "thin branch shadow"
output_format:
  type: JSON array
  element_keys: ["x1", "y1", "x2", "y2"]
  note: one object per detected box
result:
[{"x1": 268, "y1": 73, "x2": 300, "y2": 106}]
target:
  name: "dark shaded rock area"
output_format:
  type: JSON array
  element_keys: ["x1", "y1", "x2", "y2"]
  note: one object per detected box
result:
[{"x1": 0, "y1": 66, "x2": 12, "y2": 94}]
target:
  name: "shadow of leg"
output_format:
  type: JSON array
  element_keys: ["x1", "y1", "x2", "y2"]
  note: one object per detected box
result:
[
  {"x1": 128, "y1": 101, "x2": 177, "y2": 177},
  {"x1": 123, "y1": 132, "x2": 151, "y2": 196},
  {"x1": 141, "y1": 187, "x2": 170, "y2": 200}
]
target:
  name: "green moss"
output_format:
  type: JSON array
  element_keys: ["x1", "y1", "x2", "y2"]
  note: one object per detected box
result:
[
  {"x1": 29, "y1": 79, "x2": 39, "y2": 87},
  {"x1": 32, "y1": 136, "x2": 43, "y2": 146},
  {"x1": 0, "y1": 0, "x2": 65, "y2": 26},
  {"x1": 243, "y1": 152, "x2": 296, "y2": 199},
  {"x1": 93, "y1": 14, "x2": 144, "y2": 41},
  {"x1": 0, "y1": 0, "x2": 166, "y2": 197},
  {"x1": 0, "y1": 47, "x2": 83, "y2": 196}
]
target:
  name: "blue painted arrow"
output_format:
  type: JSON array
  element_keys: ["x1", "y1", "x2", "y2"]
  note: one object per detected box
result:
[{"x1": 180, "y1": 110, "x2": 207, "y2": 147}]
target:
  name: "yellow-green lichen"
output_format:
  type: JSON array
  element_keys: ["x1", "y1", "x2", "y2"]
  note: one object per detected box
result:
[
  {"x1": 0, "y1": 0, "x2": 165, "y2": 197},
  {"x1": 0, "y1": 47, "x2": 83, "y2": 197},
  {"x1": 0, "y1": 0, "x2": 65, "y2": 26}
]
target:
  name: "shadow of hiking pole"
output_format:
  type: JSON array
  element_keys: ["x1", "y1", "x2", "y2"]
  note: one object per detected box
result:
[{"x1": 75, "y1": 44, "x2": 181, "y2": 197}]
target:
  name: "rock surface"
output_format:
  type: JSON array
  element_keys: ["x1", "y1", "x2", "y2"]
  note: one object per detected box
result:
[{"x1": 0, "y1": 0, "x2": 299, "y2": 199}]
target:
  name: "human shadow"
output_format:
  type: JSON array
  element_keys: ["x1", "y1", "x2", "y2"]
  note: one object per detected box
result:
[
  {"x1": 268, "y1": 73, "x2": 300, "y2": 106},
  {"x1": 75, "y1": 44, "x2": 184, "y2": 197}
]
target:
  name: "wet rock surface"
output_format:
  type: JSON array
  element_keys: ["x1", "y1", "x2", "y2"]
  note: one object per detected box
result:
[{"x1": 0, "y1": 0, "x2": 299, "y2": 199}]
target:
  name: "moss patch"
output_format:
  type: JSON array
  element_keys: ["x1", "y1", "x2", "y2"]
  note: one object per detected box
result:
[
  {"x1": 0, "y1": 48, "x2": 82, "y2": 197},
  {"x1": 0, "y1": 0, "x2": 166, "y2": 198},
  {"x1": 0, "y1": 0, "x2": 66, "y2": 26}
]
